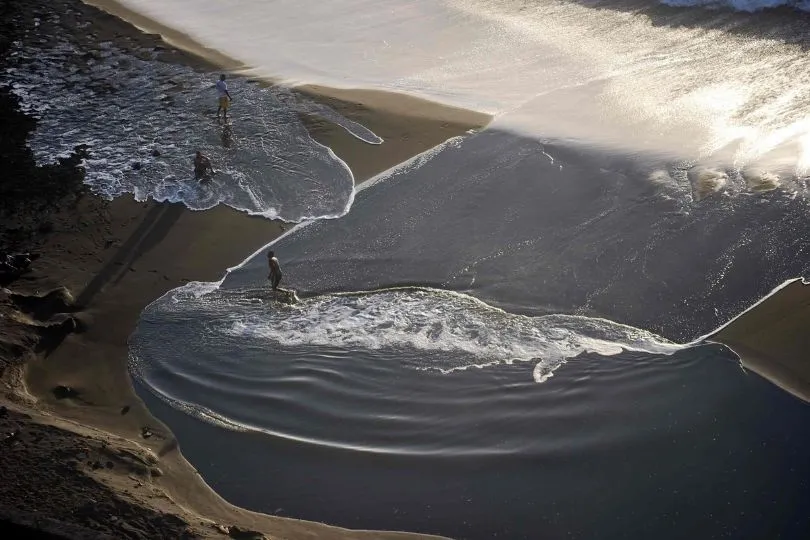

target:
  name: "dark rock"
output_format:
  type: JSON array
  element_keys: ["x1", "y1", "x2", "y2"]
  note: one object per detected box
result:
[
  {"x1": 150, "y1": 148, "x2": 161, "y2": 157},
  {"x1": 0, "y1": 406, "x2": 7, "y2": 418},
  {"x1": 9, "y1": 286, "x2": 74, "y2": 318},
  {"x1": 91, "y1": 461, "x2": 103, "y2": 470},
  {"x1": 121, "y1": 405, "x2": 131, "y2": 415},
  {"x1": 0, "y1": 251, "x2": 34, "y2": 278},
  {"x1": 73, "y1": 144, "x2": 90, "y2": 159},
  {"x1": 2, "y1": 428, "x2": 21, "y2": 445},
  {"x1": 141, "y1": 426, "x2": 153, "y2": 439},
  {"x1": 52, "y1": 385, "x2": 80, "y2": 400},
  {"x1": 106, "y1": 461, "x2": 114, "y2": 469},
  {"x1": 228, "y1": 525, "x2": 266, "y2": 539},
  {"x1": 149, "y1": 467, "x2": 163, "y2": 478},
  {"x1": 131, "y1": 161, "x2": 142, "y2": 170}
]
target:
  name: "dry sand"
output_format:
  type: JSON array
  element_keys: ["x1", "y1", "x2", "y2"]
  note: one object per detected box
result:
[{"x1": 0, "y1": 0, "x2": 488, "y2": 537}]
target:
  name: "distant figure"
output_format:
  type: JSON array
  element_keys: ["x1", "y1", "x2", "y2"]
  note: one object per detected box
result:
[
  {"x1": 215, "y1": 74, "x2": 232, "y2": 119},
  {"x1": 267, "y1": 250, "x2": 282, "y2": 291},
  {"x1": 194, "y1": 150, "x2": 213, "y2": 181}
]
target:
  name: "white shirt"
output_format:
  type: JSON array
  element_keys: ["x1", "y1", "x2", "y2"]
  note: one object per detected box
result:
[{"x1": 216, "y1": 80, "x2": 228, "y2": 98}]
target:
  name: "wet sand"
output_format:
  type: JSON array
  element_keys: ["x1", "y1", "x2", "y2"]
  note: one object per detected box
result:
[
  {"x1": 709, "y1": 278, "x2": 810, "y2": 404},
  {"x1": 0, "y1": 0, "x2": 487, "y2": 537}
]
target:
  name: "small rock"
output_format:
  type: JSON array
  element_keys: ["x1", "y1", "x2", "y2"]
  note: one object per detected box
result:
[
  {"x1": 228, "y1": 525, "x2": 266, "y2": 539},
  {"x1": 92, "y1": 461, "x2": 103, "y2": 470},
  {"x1": 2, "y1": 429, "x2": 21, "y2": 445},
  {"x1": 150, "y1": 148, "x2": 161, "y2": 157},
  {"x1": 121, "y1": 405, "x2": 131, "y2": 415},
  {"x1": 141, "y1": 426, "x2": 153, "y2": 439},
  {"x1": 131, "y1": 161, "x2": 142, "y2": 170},
  {"x1": 106, "y1": 461, "x2": 114, "y2": 469},
  {"x1": 149, "y1": 467, "x2": 163, "y2": 478},
  {"x1": 0, "y1": 406, "x2": 7, "y2": 418}
]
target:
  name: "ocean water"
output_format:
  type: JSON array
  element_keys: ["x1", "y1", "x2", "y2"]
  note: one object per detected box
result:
[
  {"x1": 114, "y1": 0, "x2": 810, "y2": 174},
  {"x1": 2, "y1": 27, "x2": 374, "y2": 220},
  {"x1": 130, "y1": 128, "x2": 810, "y2": 537},
  {"x1": 10, "y1": 0, "x2": 810, "y2": 537}
]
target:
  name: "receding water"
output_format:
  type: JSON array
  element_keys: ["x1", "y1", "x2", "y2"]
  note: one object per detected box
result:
[
  {"x1": 132, "y1": 128, "x2": 810, "y2": 538},
  {"x1": 8, "y1": 0, "x2": 810, "y2": 537}
]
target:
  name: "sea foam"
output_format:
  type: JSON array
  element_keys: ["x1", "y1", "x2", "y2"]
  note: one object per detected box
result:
[
  {"x1": 1, "y1": 36, "x2": 378, "y2": 221},
  {"x1": 147, "y1": 285, "x2": 682, "y2": 384}
]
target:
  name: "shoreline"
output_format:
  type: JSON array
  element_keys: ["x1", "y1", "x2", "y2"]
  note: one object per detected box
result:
[
  {"x1": 0, "y1": 0, "x2": 486, "y2": 537},
  {"x1": 707, "y1": 278, "x2": 810, "y2": 404}
]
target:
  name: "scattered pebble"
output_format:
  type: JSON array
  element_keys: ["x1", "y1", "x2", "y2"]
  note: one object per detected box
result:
[{"x1": 120, "y1": 405, "x2": 130, "y2": 415}]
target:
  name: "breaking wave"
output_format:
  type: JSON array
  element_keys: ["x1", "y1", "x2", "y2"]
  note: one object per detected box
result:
[{"x1": 133, "y1": 283, "x2": 680, "y2": 395}]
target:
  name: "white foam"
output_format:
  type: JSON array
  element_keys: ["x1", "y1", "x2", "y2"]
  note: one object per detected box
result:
[
  {"x1": 111, "y1": 0, "x2": 810, "y2": 174},
  {"x1": 0, "y1": 37, "x2": 377, "y2": 222},
  {"x1": 219, "y1": 287, "x2": 681, "y2": 382}
]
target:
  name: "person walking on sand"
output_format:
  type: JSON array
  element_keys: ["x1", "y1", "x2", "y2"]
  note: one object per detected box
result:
[
  {"x1": 215, "y1": 74, "x2": 232, "y2": 119},
  {"x1": 194, "y1": 150, "x2": 214, "y2": 181},
  {"x1": 267, "y1": 250, "x2": 283, "y2": 291}
]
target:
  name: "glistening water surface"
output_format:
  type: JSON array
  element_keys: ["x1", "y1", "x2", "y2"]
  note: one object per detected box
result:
[
  {"x1": 1, "y1": 28, "x2": 374, "y2": 221},
  {"x1": 136, "y1": 340, "x2": 810, "y2": 539},
  {"x1": 8, "y1": 0, "x2": 810, "y2": 537},
  {"x1": 132, "y1": 128, "x2": 810, "y2": 538}
]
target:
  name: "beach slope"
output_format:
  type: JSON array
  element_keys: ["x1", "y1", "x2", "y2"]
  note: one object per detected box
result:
[{"x1": 709, "y1": 278, "x2": 810, "y2": 403}]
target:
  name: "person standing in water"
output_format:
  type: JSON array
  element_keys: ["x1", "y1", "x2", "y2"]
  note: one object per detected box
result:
[
  {"x1": 267, "y1": 250, "x2": 283, "y2": 291},
  {"x1": 215, "y1": 74, "x2": 232, "y2": 119},
  {"x1": 194, "y1": 150, "x2": 214, "y2": 181}
]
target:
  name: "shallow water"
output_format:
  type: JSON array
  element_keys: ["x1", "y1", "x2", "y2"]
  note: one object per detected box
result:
[
  {"x1": 137, "y1": 341, "x2": 810, "y2": 539},
  {"x1": 9, "y1": 0, "x2": 810, "y2": 537},
  {"x1": 2, "y1": 31, "x2": 372, "y2": 220},
  {"x1": 132, "y1": 127, "x2": 810, "y2": 537},
  {"x1": 115, "y1": 0, "x2": 810, "y2": 176}
]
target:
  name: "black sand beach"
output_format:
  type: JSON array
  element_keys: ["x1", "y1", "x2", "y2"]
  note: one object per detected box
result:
[
  {"x1": 0, "y1": 0, "x2": 485, "y2": 537},
  {"x1": 3, "y1": 0, "x2": 810, "y2": 538}
]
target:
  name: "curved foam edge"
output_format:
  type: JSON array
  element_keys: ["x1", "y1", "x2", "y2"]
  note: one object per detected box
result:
[
  {"x1": 133, "y1": 135, "x2": 466, "y2": 317},
  {"x1": 702, "y1": 277, "x2": 810, "y2": 403}
]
